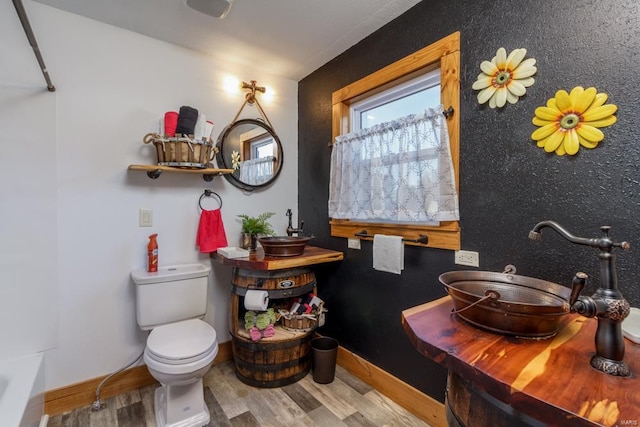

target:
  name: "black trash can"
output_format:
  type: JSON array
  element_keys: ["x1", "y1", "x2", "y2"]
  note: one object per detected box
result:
[{"x1": 311, "y1": 337, "x2": 339, "y2": 384}]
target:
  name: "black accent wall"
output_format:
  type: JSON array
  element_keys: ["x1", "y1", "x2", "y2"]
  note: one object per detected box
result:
[{"x1": 299, "y1": 0, "x2": 640, "y2": 402}]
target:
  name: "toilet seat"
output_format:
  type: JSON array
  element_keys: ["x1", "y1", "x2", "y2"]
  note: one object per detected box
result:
[{"x1": 144, "y1": 319, "x2": 218, "y2": 375}]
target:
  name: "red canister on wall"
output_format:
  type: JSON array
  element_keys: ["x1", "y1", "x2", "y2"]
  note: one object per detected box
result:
[{"x1": 147, "y1": 233, "x2": 158, "y2": 272}]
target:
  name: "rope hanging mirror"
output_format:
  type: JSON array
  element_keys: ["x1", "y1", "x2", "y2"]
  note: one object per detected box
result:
[
  {"x1": 215, "y1": 80, "x2": 284, "y2": 192},
  {"x1": 232, "y1": 81, "x2": 273, "y2": 128}
]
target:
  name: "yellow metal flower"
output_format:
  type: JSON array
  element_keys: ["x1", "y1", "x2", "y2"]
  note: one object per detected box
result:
[
  {"x1": 472, "y1": 47, "x2": 537, "y2": 108},
  {"x1": 531, "y1": 87, "x2": 617, "y2": 156}
]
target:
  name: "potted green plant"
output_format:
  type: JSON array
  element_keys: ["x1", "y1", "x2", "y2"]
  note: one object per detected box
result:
[{"x1": 238, "y1": 212, "x2": 276, "y2": 251}]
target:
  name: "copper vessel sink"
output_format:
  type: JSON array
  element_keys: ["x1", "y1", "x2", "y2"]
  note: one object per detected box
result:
[
  {"x1": 439, "y1": 266, "x2": 571, "y2": 338},
  {"x1": 259, "y1": 236, "x2": 312, "y2": 257}
]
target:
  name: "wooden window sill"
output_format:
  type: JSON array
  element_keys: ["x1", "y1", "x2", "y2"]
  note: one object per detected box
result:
[{"x1": 330, "y1": 219, "x2": 460, "y2": 250}]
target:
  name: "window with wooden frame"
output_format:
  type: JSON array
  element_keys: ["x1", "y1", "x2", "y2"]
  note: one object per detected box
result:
[{"x1": 330, "y1": 31, "x2": 460, "y2": 250}]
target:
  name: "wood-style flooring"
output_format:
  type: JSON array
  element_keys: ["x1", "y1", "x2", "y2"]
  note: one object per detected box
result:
[{"x1": 47, "y1": 361, "x2": 430, "y2": 426}]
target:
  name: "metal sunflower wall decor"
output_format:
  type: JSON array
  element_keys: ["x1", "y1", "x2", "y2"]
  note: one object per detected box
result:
[
  {"x1": 531, "y1": 86, "x2": 618, "y2": 156},
  {"x1": 231, "y1": 150, "x2": 240, "y2": 170},
  {"x1": 472, "y1": 47, "x2": 537, "y2": 108}
]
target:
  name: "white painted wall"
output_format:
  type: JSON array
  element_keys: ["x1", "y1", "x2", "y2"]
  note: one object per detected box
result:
[{"x1": 1, "y1": 1, "x2": 298, "y2": 391}]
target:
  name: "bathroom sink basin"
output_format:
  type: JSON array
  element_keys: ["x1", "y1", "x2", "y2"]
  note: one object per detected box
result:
[
  {"x1": 259, "y1": 236, "x2": 312, "y2": 257},
  {"x1": 439, "y1": 266, "x2": 571, "y2": 338}
]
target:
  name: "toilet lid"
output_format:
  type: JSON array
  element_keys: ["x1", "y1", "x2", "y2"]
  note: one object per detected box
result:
[{"x1": 146, "y1": 319, "x2": 217, "y2": 361}]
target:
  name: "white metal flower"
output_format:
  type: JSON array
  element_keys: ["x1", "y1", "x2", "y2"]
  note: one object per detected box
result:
[
  {"x1": 472, "y1": 47, "x2": 537, "y2": 108},
  {"x1": 231, "y1": 150, "x2": 241, "y2": 170}
]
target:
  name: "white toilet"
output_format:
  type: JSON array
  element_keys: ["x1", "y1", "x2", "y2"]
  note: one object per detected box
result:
[{"x1": 131, "y1": 263, "x2": 219, "y2": 427}]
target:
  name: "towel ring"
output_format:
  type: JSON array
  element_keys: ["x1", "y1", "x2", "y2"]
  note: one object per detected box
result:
[{"x1": 198, "y1": 190, "x2": 222, "y2": 210}]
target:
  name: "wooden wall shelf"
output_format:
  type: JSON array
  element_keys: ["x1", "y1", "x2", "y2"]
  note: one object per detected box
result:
[{"x1": 128, "y1": 164, "x2": 234, "y2": 181}]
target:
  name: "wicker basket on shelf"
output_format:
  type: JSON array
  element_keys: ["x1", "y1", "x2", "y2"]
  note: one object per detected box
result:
[
  {"x1": 278, "y1": 302, "x2": 326, "y2": 333},
  {"x1": 143, "y1": 133, "x2": 215, "y2": 168}
]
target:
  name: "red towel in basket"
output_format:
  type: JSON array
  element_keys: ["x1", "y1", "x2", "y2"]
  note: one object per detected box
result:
[
  {"x1": 164, "y1": 111, "x2": 178, "y2": 137},
  {"x1": 196, "y1": 209, "x2": 228, "y2": 253}
]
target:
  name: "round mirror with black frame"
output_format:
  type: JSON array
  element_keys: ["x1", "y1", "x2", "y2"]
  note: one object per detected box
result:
[{"x1": 215, "y1": 119, "x2": 284, "y2": 191}]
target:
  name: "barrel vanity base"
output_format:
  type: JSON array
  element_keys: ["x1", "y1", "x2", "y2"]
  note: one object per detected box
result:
[
  {"x1": 214, "y1": 247, "x2": 344, "y2": 389},
  {"x1": 231, "y1": 333, "x2": 312, "y2": 388},
  {"x1": 445, "y1": 372, "x2": 545, "y2": 427}
]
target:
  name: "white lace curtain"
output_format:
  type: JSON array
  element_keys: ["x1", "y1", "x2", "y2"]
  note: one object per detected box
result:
[
  {"x1": 329, "y1": 105, "x2": 459, "y2": 223},
  {"x1": 239, "y1": 156, "x2": 275, "y2": 186}
]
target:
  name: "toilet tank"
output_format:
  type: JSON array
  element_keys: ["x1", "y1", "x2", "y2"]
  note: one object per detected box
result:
[{"x1": 131, "y1": 263, "x2": 211, "y2": 330}]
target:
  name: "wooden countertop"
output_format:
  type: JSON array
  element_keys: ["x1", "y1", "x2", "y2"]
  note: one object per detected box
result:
[
  {"x1": 402, "y1": 297, "x2": 640, "y2": 427},
  {"x1": 212, "y1": 246, "x2": 343, "y2": 270}
]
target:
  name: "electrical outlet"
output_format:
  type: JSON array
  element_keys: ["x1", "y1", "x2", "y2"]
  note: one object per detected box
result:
[
  {"x1": 347, "y1": 238, "x2": 361, "y2": 250},
  {"x1": 139, "y1": 209, "x2": 153, "y2": 227},
  {"x1": 455, "y1": 250, "x2": 479, "y2": 267}
]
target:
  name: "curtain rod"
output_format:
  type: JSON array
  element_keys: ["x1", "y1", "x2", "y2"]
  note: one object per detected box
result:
[{"x1": 12, "y1": 0, "x2": 56, "y2": 92}]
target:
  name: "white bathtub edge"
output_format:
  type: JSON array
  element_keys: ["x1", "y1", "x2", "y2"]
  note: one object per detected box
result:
[{"x1": 0, "y1": 353, "x2": 45, "y2": 427}]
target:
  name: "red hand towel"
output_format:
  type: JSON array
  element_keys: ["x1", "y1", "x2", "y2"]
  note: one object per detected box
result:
[
  {"x1": 196, "y1": 209, "x2": 228, "y2": 253},
  {"x1": 164, "y1": 111, "x2": 178, "y2": 137}
]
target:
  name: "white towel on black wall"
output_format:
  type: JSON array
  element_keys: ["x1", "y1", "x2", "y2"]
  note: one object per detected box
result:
[{"x1": 373, "y1": 234, "x2": 404, "y2": 274}]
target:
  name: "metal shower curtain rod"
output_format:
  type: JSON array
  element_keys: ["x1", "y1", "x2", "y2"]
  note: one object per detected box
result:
[{"x1": 12, "y1": 0, "x2": 56, "y2": 92}]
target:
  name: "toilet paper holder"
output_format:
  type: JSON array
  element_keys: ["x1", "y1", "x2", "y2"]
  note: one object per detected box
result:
[{"x1": 244, "y1": 289, "x2": 270, "y2": 311}]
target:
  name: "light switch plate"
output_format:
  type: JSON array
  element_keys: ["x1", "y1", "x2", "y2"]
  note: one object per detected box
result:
[
  {"x1": 139, "y1": 209, "x2": 153, "y2": 227},
  {"x1": 347, "y1": 238, "x2": 361, "y2": 250}
]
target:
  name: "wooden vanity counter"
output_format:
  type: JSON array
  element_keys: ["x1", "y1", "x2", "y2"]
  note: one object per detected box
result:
[
  {"x1": 402, "y1": 297, "x2": 640, "y2": 427},
  {"x1": 212, "y1": 245, "x2": 343, "y2": 270}
]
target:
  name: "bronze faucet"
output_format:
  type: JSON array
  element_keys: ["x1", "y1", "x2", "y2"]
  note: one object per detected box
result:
[
  {"x1": 529, "y1": 220, "x2": 631, "y2": 376},
  {"x1": 285, "y1": 209, "x2": 304, "y2": 236}
]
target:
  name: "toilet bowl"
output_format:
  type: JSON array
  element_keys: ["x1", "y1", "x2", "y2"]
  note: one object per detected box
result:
[
  {"x1": 131, "y1": 263, "x2": 217, "y2": 427},
  {"x1": 145, "y1": 319, "x2": 218, "y2": 427}
]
